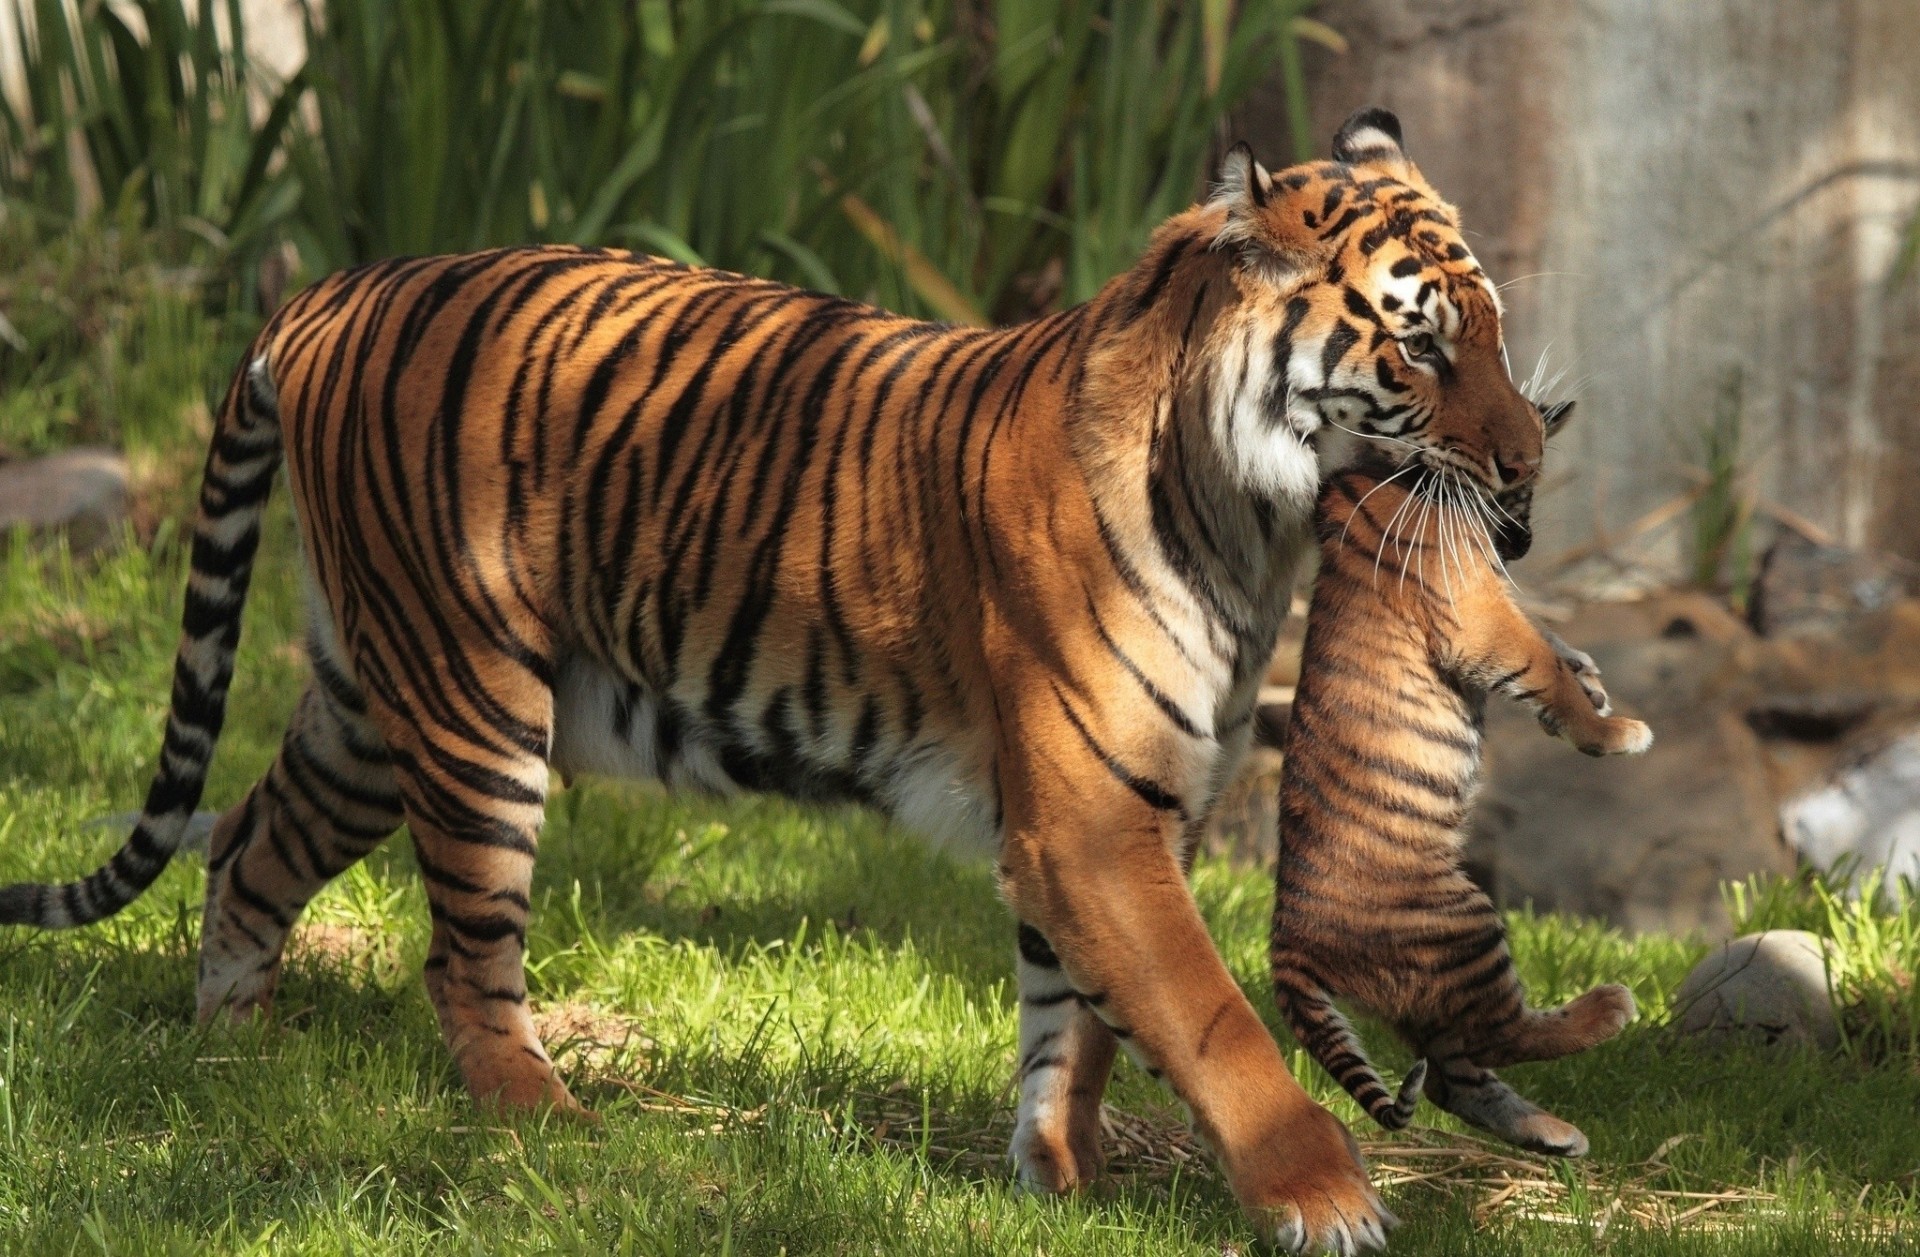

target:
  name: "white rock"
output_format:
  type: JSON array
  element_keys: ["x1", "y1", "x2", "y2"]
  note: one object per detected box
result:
[
  {"x1": 1672, "y1": 930, "x2": 1840, "y2": 1051},
  {"x1": 1783, "y1": 729, "x2": 1920, "y2": 899}
]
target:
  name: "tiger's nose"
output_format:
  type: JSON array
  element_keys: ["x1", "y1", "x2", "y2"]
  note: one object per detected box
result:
[{"x1": 1496, "y1": 453, "x2": 1537, "y2": 486}]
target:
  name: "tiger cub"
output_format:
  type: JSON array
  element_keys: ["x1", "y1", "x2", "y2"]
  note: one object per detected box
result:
[{"x1": 1270, "y1": 402, "x2": 1651, "y2": 1157}]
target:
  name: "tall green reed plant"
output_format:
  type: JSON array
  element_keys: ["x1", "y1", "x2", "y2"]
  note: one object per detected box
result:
[
  {"x1": 4, "y1": 1, "x2": 1322, "y2": 324},
  {"x1": 285, "y1": 0, "x2": 1315, "y2": 322},
  {"x1": 1688, "y1": 365, "x2": 1756, "y2": 602}
]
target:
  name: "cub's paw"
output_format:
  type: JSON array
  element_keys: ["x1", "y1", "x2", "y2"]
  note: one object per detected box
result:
[
  {"x1": 1546, "y1": 630, "x2": 1611, "y2": 714},
  {"x1": 1505, "y1": 1110, "x2": 1591, "y2": 1158},
  {"x1": 1243, "y1": 1106, "x2": 1394, "y2": 1254},
  {"x1": 1565, "y1": 983, "x2": 1638, "y2": 1042},
  {"x1": 1575, "y1": 715, "x2": 1652, "y2": 757}
]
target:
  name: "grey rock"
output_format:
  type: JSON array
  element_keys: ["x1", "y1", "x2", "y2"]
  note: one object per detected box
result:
[
  {"x1": 0, "y1": 447, "x2": 130, "y2": 553},
  {"x1": 1673, "y1": 930, "x2": 1840, "y2": 1051}
]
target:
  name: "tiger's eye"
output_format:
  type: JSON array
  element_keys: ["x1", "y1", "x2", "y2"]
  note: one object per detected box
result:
[{"x1": 1401, "y1": 332, "x2": 1435, "y2": 360}]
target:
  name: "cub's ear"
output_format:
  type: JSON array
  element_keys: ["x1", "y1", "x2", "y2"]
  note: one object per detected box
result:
[
  {"x1": 1331, "y1": 107, "x2": 1415, "y2": 181},
  {"x1": 1539, "y1": 399, "x2": 1576, "y2": 439},
  {"x1": 1208, "y1": 142, "x2": 1321, "y2": 271}
]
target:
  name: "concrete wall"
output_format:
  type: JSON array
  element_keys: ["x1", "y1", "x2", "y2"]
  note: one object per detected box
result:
[{"x1": 1238, "y1": 0, "x2": 1920, "y2": 570}]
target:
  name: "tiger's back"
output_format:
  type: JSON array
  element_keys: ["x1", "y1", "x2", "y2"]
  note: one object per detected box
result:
[{"x1": 269, "y1": 246, "x2": 1042, "y2": 849}]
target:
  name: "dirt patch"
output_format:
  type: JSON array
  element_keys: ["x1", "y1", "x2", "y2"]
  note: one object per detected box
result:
[
  {"x1": 287, "y1": 921, "x2": 393, "y2": 970},
  {"x1": 534, "y1": 1000, "x2": 655, "y2": 1081}
]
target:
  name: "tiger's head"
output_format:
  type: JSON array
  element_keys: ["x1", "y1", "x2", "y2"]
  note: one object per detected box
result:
[{"x1": 1197, "y1": 108, "x2": 1545, "y2": 509}]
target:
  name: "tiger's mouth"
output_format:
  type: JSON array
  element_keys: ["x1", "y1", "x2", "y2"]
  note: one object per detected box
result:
[
  {"x1": 1490, "y1": 505, "x2": 1533, "y2": 561},
  {"x1": 1379, "y1": 452, "x2": 1532, "y2": 564},
  {"x1": 1414, "y1": 453, "x2": 1535, "y2": 562}
]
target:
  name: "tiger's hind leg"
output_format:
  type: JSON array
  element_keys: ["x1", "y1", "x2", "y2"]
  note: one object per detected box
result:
[
  {"x1": 1419, "y1": 1053, "x2": 1589, "y2": 1157},
  {"x1": 197, "y1": 672, "x2": 404, "y2": 1023},
  {"x1": 1009, "y1": 922, "x2": 1118, "y2": 1192},
  {"x1": 1468, "y1": 985, "x2": 1637, "y2": 1068},
  {"x1": 365, "y1": 645, "x2": 581, "y2": 1115}
]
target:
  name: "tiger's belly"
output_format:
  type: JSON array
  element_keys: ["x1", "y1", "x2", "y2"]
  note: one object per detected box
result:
[{"x1": 547, "y1": 654, "x2": 1001, "y2": 851}]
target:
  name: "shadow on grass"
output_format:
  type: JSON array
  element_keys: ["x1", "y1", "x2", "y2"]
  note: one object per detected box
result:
[{"x1": 523, "y1": 781, "x2": 1018, "y2": 1002}]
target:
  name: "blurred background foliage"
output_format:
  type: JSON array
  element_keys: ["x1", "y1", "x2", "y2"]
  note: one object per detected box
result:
[{"x1": 0, "y1": 0, "x2": 1326, "y2": 328}]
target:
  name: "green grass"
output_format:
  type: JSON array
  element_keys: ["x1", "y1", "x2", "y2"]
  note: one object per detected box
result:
[{"x1": 2, "y1": 283, "x2": 1918, "y2": 1255}]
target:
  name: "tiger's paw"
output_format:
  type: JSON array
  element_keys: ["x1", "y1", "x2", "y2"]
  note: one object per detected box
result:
[
  {"x1": 1503, "y1": 1110, "x2": 1590, "y2": 1158},
  {"x1": 1239, "y1": 1105, "x2": 1393, "y2": 1254},
  {"x1": 1574, "y1": 715, "x2": 1653, "y2": 757},
  {"x1": 1009, "y1": 1110, "x2": 1106, "y2": 1194},
  {"x1": 1563, "y1": 983, "x2": 1637, "y2": 1044},
  {"x1": 458, "y1": 1044, "x2": 594, "y2": 1122}
]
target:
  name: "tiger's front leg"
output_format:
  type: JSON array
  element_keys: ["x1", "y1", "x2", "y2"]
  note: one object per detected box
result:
[
  {"x1": 997, "y1": 760, "x2": 1390, "y2": 1254},
  {"x1": 1010, "y1": 922, "x2": 1118, "y2": 1192}
]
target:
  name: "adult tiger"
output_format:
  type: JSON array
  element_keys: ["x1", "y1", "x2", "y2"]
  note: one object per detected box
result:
[{"x1": 2, "y1": 109, "x2": 1552, "y2": 1254}]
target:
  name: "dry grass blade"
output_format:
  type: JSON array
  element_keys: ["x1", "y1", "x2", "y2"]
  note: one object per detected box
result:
[{"x1": 1356, "y1": 1125, "x2": 1908, "y2": 1236}]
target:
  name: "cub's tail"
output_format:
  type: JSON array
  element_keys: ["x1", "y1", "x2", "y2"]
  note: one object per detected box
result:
[
  {"x1": 1274, "y1": 965, "x2": 1427, "y2": 1130},
  {"x1": 0, "y1": 353, "x2": 282, "y2": 928}
]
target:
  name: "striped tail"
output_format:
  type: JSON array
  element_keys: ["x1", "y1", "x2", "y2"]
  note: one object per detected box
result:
[
  {"x1": 0, "y1": 354, "x2": 283, "y2": 929},
  {"x1": 1275, "y1": 967, "x2": 1427, "y2": 1131}
]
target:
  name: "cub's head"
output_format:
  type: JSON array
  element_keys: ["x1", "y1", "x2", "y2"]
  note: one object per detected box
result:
[{"x1": 1200, "y1": 108, "x2": 1546, "y2": 507}]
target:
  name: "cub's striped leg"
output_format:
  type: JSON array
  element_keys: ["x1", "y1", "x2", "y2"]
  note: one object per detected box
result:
[
  {"x1": 1467, "y1": 984, "x2": 1637, "y2": 1069},
  {"x1": 1009, "y1": 922, "x2": 1117, "y2": 1192},
  {"x1": 1272, "y1": 961, "x2": 1425, "y2": 1131},
  {"x1": 366, "y1": 654, "x2": 579, "y2": 1115},
  {"x1": 197, "y1": 674, "x2": 403, "y2": 1022},
  {"x1": 1418, "y1": 1053, "x2": 1590, "y2": 1157}
]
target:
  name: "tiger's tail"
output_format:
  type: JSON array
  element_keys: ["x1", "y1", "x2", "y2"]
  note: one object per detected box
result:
[
  {"x1": 1274, "y1": 964, "x2": 1427, "y2": 1131},
  {"x1": 0, "y1": 352, "x2": 282, "y2": 928}
]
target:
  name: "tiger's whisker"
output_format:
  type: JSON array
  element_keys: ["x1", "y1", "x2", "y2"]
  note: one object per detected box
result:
[
  {"x1": 1341, "y1": 461, "x2": 1421, "y2": 552},
  {"x1": 1403, "y1": 477, "x2": 1438, "y2": 600},
  {"x1": 1373, "y1": 467, "x2": 1425, "y2": 590},
  {"x1": 1495, "y1": 269, "x2": 1580, "y2": 293},
  {"x1": 1439, "y1": 477, "x2": 1467, "y2": 615},
  {"x1": 1395, "y1": 478, "x2": 1425, "y2": 596},
  {"x1": 1520, "y1": 342, "x2": 1556, "y2": 401},
  {"x1": 1462, "y1": 476, "x2": 1514, "y2": 585},
  {"x1": 1326, "y1": 418, "x2": 1421, "y2": 454}
]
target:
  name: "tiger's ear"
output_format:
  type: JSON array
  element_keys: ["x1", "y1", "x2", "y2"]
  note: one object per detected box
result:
[
  {"x1": 1208, "y1": 142, "x2": 1320, "y2": 271},
  {"x1": 1540, "y1": 399, "x2": 1576, "y2": 440},
  {"x1": 1332, "y1": 107, "x2": 1417, "y2": 182},
  {"x1": 1210, "y1": 142, "x2": 1273, "y2": 219}
]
